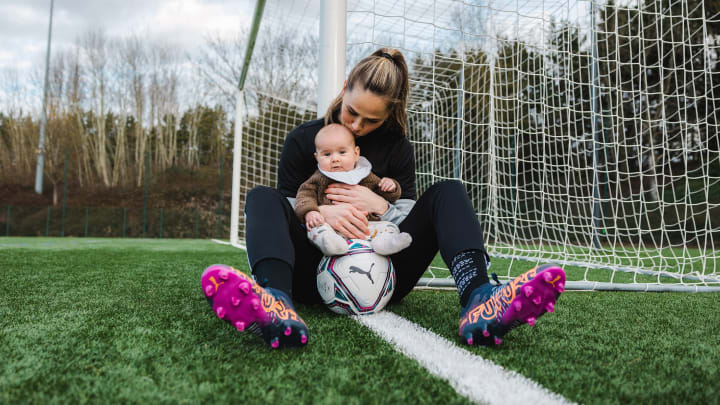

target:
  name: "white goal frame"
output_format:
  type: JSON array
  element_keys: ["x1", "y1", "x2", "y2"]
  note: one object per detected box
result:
[{"x1": 229, "y1": 0, "x2": 720, "y2": 292}]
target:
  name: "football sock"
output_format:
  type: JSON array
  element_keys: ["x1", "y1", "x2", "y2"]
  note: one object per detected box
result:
[
  {"x1": 252, "y1": 258, "x2": 293, "y2": 297},
  {"x1": 450, "y1": 249, "x2": 490, "y2": 307},
  {"x1": 308, "y1": 223, "x2": 349, "y2": 256}
]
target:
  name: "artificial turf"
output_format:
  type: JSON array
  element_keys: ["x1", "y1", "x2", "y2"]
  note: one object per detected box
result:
[
  {"x1": 0, "y1": 238, "x2": 468, "y2": 404},
  {"x1": 1, "y1": 237, "x2": 718, "y2": 404}
]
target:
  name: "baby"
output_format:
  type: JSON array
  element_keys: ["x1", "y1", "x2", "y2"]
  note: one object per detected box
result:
[{"x1": 295, "y1": 124, "x2": 412, "y2": 256}]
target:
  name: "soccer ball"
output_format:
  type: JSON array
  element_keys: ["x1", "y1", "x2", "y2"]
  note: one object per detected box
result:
[{"x1": 316, "y1": 239, "x2": 395, "y2": 315}]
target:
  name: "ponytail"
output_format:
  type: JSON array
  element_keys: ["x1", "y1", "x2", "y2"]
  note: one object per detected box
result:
[{"x1": 324, "y1": 48, "x2": 409, "y2": 136}]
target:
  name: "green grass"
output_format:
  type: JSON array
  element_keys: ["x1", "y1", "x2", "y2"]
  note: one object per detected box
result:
[
  {"x1": 396, "y1": 291, "x2": 720, "y2": 404},
  {"x1": 1, "y1": 237, "x2": 719, "y2": 404}
]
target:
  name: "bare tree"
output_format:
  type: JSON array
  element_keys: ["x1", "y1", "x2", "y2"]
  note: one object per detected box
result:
[
  {"x1": 43, "y1": 51, "x2": 71, "y2": 204},
  {"x1": 108, "y1": 38, "x2": 133, "y2": 187},
  {"x1": 64, "y1": 45, "x2": 93, "y2": 187},
  {"x1": 181, "y1": 66, "x2": 207, "y2": 169},
  {"x1": 118, "y1": 34, "x2": 149, "y2": 187},
  {"x1": 0, "y1": 68, "x2": 35, "y2": 181},
  {"x1": 148, "y1": 43, "x2": 181, "y2": 172},
  {"x1": 1, "y1": 24, "x2": 321, "y2": 192},
  {"x1": 80, "y1": 30, "x2": 112, "y2": 187},
  {"x1": 195, "y1": 27, "x2": 317, "y2": 111}
]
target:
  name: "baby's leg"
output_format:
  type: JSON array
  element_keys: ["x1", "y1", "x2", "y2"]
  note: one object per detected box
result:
[
  {"x1": 308, "y1": 223, "x2": 349, "y2": 256},
  {"x1": 368, "y1": 221, "x2": 412, "y2": 255}
]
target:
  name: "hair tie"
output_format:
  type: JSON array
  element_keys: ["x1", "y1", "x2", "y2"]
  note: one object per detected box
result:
[{"x1": 381, "y1": 52, "x2": 394, "y2": 62}]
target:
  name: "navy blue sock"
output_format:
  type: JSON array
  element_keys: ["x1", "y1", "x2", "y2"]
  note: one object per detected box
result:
[
  {"x1": 450, "y1": 249, "x2": 490, "y2": 307},
  {"x1": 252, "y1": 258, "x2": 293, "y2": 297}
]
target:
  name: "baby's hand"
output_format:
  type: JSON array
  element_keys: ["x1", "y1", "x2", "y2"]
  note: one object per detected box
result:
[
  {"x1": 379, "y1": 177, "x2": 397, "y2": 192},
  {"x1": 305, "y1": 211, "x2": 325, "y2": 229}
]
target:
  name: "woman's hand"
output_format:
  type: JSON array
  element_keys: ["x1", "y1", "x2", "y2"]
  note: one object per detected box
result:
[
  {"x1": 325, "y1": 183, "x2": 390, "y2": 216},
  {"x1": 318, "y1": 203, "x2": 370, "y2": 239}
]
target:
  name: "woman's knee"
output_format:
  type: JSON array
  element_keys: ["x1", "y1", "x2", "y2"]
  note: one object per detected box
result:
[
  {"x1": 245, "y1": 186, "x2": 287, "y2": 214},
  {"x1": 425, "y1": 180, "x2": 467, "y2": 197},
  {"x1": 247, "y1": 186, "x2": 282, "y2": 204}
]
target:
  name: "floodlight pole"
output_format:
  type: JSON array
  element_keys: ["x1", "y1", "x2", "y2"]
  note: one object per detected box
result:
[
  {"x1": 34, "y1": 0, "x2": 54, "y2": 194},
  {"x1": 318, "y1": 0, "x2": 346, "y2": 117},
  {"x1": 230, "y1": 0, "x2": 266, "y2": 247}
]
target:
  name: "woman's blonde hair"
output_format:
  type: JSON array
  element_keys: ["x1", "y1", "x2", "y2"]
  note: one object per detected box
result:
[{"x1": 324, "y1": 48, "x2": 409, "y2": 136}]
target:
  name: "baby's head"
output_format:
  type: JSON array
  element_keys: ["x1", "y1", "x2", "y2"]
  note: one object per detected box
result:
[{"x1": 314, "y1": 123, "x2": 360, "y2": 172}]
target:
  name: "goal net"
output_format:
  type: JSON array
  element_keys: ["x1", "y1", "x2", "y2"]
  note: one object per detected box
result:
[{"x1": 233, "y1": 0, "x2": 720, "y2": 291}]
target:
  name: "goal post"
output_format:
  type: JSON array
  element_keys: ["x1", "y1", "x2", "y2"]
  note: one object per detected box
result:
[
  {"x1": 229, "y1": 0, "x2": 267, "y2": 248},
  {"x1": 318, "y1": 0, "x2": 347, "y2": 118},
  {"x1": 230, "y1": 0, "x2": 720, "y2": 292}
]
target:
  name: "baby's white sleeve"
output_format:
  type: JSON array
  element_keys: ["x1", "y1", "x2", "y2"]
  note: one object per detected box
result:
[{"x1": 379, "y1": 199, "x2": 416, "y2": 225}]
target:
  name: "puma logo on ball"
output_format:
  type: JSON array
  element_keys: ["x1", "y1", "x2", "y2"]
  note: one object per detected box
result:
[{"x1": 349, "y1": 263, "x2": 375, "y2": 284}]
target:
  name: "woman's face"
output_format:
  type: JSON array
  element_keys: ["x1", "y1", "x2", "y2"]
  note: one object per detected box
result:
[{"x1": 339, "y1": 86, "x2": 390, "y2": 137}]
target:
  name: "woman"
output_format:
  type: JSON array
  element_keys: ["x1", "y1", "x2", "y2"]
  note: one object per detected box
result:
[{"x1": 200, "y1": 48, "x2": 566, "y2": 349}]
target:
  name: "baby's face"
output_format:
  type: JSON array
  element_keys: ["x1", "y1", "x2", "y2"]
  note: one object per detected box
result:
[{"x1": 314, "y1": 126, "x2": 360, "y2": 172}]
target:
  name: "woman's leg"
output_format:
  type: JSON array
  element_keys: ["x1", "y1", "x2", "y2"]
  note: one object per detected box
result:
[
  {"x1": 388, "y1": 181, "x2": 566, "y2": 347},
  {"x1": 244, "y1": 186, "x2": 323, "y2": 304},
  {"x1": 199, "y1": 186, "x2": 322, "y2": 349},
  {"x1": 390, "y1": 180, "x2": 489, "y2": 303}
]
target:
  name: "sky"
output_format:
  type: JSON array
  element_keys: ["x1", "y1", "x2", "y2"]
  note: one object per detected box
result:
[
  {"x1": 0, "y1": 0, "x2": 320, "y2": 71},
  {"x1": 0, "y1": 0, "x2": 578, "y2": 74}
]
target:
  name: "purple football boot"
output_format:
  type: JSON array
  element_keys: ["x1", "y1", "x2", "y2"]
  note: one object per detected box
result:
[
  {"x1": 201, "y1": 264, "x2": 308, "y2": 349},
  {"x1": 459, "y1": 264, "x2": 565, "y2": 346}
]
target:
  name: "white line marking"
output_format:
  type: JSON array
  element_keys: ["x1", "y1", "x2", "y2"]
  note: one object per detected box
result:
[
  {"x1": 356, "y1": 311, "x2": 574, "y2": 405},
  {"x1": 211, "y1": 239, "x2": 247, "y2": 250}
]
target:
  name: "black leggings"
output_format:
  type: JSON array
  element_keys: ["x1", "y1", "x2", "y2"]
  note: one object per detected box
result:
[{"x1": 244, "y1": 180, "x2": 486, "y2": 304}]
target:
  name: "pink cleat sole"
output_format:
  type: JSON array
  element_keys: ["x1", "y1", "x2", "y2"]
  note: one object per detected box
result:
[
  {"x1": 201, "y1": 264, "x2": 270, "y2": 335},
  {"x1": 499, "y1": 264, "x2": 565, "y2": 327},
  {"x1": 201, "y1": 264, "x2": 309, "y2": 348}
]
